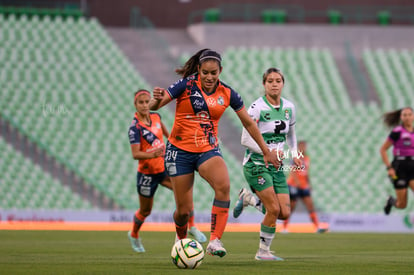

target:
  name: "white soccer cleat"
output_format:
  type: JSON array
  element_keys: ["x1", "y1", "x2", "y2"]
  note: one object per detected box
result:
[
  {"x1": 127, "y1": 231, "x2": 145, "y2": 253},
  {"x1": 188, "y1": 226, "x2": 207, "y2": 243},
  {"x1": 255, "y1": 248, "x2": 283, "y2": 261},
  {"x1": 206, "y1": 238, "x2": 227, "y2": 258},
  {"x1": 233, "y1": 188, "x2": 256, "y2": 218}
]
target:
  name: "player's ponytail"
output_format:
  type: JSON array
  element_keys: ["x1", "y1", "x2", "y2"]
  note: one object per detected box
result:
[
  {"x1": 175, "y1": 49, "x2": 222, "y2": 78},
  {"x1": 383, "y1": 107, "x2": 413, "y2": 127}
]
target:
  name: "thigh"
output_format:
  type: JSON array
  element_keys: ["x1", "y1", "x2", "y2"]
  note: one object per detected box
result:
[
  {"x1": 255, "y1": 186, "x2": 279, "y2": 214},
  {"x1": 198, "y1": 156, "x2": 230, "y2": 200},
  {"x1": 160, "y1": 175, "x2": 173, "y2": 190},
  {"x1": 243, "y1": 161, "x2": 273, "y2": 192},
  {"x1": 395, "y1": 188, "x2": 408, "y2": 204},
  {"x1": 301, "y1": 194, "x2": 315, "y2": 212}
]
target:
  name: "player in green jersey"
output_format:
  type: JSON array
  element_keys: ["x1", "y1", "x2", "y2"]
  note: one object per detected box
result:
[{"x1": 237, "y1": 67, "x2": 301, "y2": 261}]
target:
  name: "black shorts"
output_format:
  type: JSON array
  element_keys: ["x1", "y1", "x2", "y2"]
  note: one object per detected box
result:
[
  {"x1": 391, "y1": 156, "x2": 414, "y2": 189},
  {"x1": 288, "y1": 185, "x2": 311, "y2": 200}
]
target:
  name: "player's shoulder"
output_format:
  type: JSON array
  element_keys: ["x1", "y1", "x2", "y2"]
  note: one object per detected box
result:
[
  {"x1": 281, "y1": 97, "x2": 295, "y2": 108},
  {"x1": 130, "y1": 115, "x2": 139, "y2": 128},
  {"x1": 392, "y1": 125, "x2": 404, "y2": 132},
  {"x1": 149, "y1": 111, "x2": 161, "y2": 119}
]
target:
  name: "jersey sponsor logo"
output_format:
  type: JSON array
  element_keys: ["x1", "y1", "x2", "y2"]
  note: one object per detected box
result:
[
  {"x1": 274, "y1": 120, "x2": 287, "y2": 134},
  {"x1": 207, "y1": 97, "x2": 216, "y2": 107},
  {"x1": 193, "y1": 99, "x2": 204, "y2": 110}
]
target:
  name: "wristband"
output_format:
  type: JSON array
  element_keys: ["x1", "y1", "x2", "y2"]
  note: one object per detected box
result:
[{"x1": 386, "y1": 166, "x2": 393, "y2": 170}]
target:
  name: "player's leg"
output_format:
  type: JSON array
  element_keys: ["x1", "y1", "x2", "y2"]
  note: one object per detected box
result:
[
  {"x1": 301, "y1": 193, "x2": 326, "y2": 233},
  {"x1": 233, "y1": 187, "x2": 259, "y2": 218},
  {"x1": 282, "y1": 193, "x2": 296, "y2": 232},
  {"x1": 188, "y1": 207, "x2": 207, "y2": 243},
  {"x1": 171, "y1": 173, "x2": 195, "y2": 240},
  {"x1": 254, "y1": 186, "x2": 283, "y2": 261},
  {"x1": 198, "y1": 155, "x2": 230, "y2": 257},
  {"x1": 128, "y1": 172, "x2": 159, "y2": 252}
]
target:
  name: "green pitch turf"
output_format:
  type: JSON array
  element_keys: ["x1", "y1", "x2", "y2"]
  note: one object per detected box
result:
[{"x1": 0, "y1": 231, "x2": 413, "y2": 274}]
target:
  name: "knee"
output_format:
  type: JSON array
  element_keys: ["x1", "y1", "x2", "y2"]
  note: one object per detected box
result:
[
  {"x1": 175, "y1": 208, "x2": 191, "y2": 220},
  {"x1": 396, "y1": 200, "x2": 407, "y2": 209},
  {"x1": 139, "y1": 209, "x2": 151, "y2": 217},
  {"x1": 279, "y1": 209, "x2": 291, "y2": 220},
  {"x1": 266, "y1": 204, "x2": 281, "y2": 219},
  {"x1": 213, "y1": 182, "x2": 230, "y2": 197}
]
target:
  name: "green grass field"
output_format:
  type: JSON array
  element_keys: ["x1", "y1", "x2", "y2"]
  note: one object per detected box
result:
[{"x1": 1, "y1": 231, "x2": 413, "y2": 274}]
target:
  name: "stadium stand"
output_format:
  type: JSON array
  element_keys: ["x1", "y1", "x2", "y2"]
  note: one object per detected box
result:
[
  {"x1": 0, "y1": 136, "x2": 93, "y2": 209},
  {"x1": 1, "y1": 9, "x2": 414, "y2": 215}
]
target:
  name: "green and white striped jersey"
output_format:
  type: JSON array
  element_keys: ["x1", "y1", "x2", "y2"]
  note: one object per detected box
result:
[{"x1": 241, "y1": 96, "x2": 296, "y2": 165}]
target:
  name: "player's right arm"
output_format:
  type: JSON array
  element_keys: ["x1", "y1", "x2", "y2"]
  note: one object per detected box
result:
[
  {"x1": 129, "y1": 123, "x2": 163, "y2": 160},
  {"x1": 237, "y1": 107, "x2": 280, "y2": 168},
  {"x1": 130, "y1": 144, "x2": 163, "y2": 160},
  {"x1": 149, "y1": 87, "x2": 171, "y2": 110},
  {"x1": 379, "y1": 138, "x2": 396, "y2": 178}
]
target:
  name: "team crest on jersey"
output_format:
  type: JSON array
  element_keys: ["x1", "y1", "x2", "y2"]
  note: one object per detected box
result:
[
  {"x1": 217, "y1": 96, "x2": 224, "y2": 105},
  {"x1": 285, "y1": 109, "x2": 290, "y2": 120},
  {"x1": 257, "y1": 176, "x2": 266, "y2": 185},
  {"x1": 156, "y1": 122, "x2": 161, "y2": 129}
]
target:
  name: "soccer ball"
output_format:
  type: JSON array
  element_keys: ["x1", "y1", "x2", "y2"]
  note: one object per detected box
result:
[{"x1": 171, "y1": 238, "x2": 204, "y2": 269}]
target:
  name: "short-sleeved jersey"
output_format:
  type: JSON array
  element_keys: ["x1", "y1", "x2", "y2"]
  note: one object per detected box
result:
[
  {"x1": 128, "y1": 112, "x2": 165, "y2": 174},
  {"x1": 287, "y1": 155, "x2": 310, "y2": 189},
  {"x1": 388, "y1": 125, "x2": 414, "y2": 157},
  {"x1": 241, "y1": 96, "x2": 296, "y2": 165},
  {"x1": 166, "y1": 73, "x2": 244, "y2": 153}
]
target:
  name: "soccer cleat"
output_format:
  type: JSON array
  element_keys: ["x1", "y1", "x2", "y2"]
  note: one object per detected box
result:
[
  {"x1": 128, "y1": 231, "x2": 145, "y2": 252},
  {"x1": 384, "y1": 196, "x2": 395, "y2": 215},
  {"x1": 316, "y1": 228, "x2": 328, "y2": 234},
  {"x1": 281, "y1": 228, "x2": 289, "y2": 234},
  {"x1": 206, "y1": 239, "x2": 227, "y2": 257},
  {"x1": 188, "y1": 226, "x2": 207, "y2": 243},
  {"x1": 255, "y1": 249, "x2": 284, "y2": 261},
  {"x1": 233, "y1": 188, "x2": 255, "y2": 218}
]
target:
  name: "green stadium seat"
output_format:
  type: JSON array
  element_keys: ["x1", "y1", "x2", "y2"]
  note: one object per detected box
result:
[{"x1": 204, "y1": 8, "x2": 220, "y2": 23}]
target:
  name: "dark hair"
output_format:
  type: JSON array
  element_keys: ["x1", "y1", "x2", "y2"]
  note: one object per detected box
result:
[
  {"x1": 176, "y1": 49, "x2": 222, "y2": 78},
  {"x1": 262, "y1": 67, "x2": 285, "y2": 84},
  {"x1": 383, "y1": 107, "x2": 413, "y2": 127},
  {"x1": 134, "y1": 89, "x2": 150, "y2": 104}
]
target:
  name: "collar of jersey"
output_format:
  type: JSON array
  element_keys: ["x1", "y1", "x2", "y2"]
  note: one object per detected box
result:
[{"x1": 263, "y1": 95, "x2": 283, "y2": 111}]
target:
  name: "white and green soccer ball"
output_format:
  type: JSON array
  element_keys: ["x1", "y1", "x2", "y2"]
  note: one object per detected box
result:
[{"x1": 171, "y1": 238, "x2": 204, "y2": 269}]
